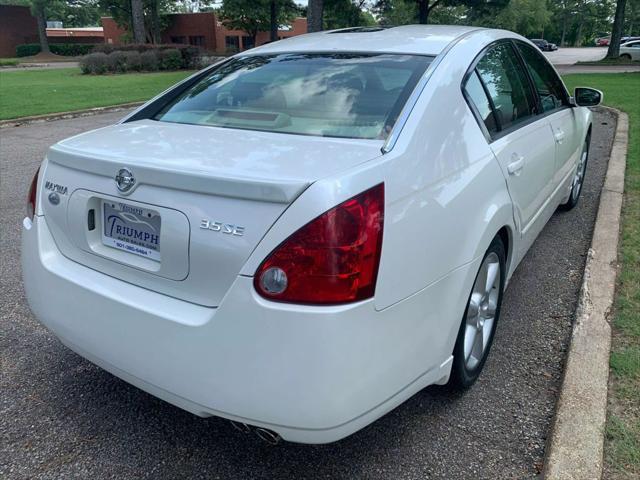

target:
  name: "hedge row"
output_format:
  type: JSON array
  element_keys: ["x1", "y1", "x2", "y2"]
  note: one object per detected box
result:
[
  {"x1": 96, "y1": 44, "x2": 202, "y2": 67},
  {"x1": 80, "y1": 49, "x2": 190, "y2": 74},
  {"x1": 16, "y1": 43, "x2": 98, "y2": 57}
]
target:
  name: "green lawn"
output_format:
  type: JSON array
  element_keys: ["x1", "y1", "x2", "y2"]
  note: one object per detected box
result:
[
  {"x1": 0, "y1": 58, "x2": 19, "y2": 67},
  {"x1": 0, "y1": 68, "x2": 193, "y2": 120},
  {"x1": 563, "y1": 73, "x2": 640, "y2": 478}
]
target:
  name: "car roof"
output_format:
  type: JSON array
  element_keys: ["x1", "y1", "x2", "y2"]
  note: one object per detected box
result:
[{"x1": 248, "y1": 25, "x2": 484, "y2": 57}]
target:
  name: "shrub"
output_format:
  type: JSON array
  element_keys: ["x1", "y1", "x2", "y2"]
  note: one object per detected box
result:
[
  {"x1": 179, "y1": 46, "x2": 201, "y2": 69},
  {"x1": 93, "y1": 43, "x2": 202, "y2": 68},
  {"x1": 106, "y1": 50, "x2": 129, "y2": 73},
  {"x1": 16, "y1": 44, "x2": 40, "y2": 57},
  {"x1": 140, "y1": 50, "x2": 160, "y2": 71},
  {"x1": 80, "y1": 52, "x2": 108, "y2": 74},
  {"x1": 51, "y1": 44, "x2": 96, "y2": 56},
  {"x1": 123, "y1": 51, "x2": 142, "y2": 72},
  {"x1": 16, "y1": 43, "x2": 97, "y2": 57},
  {"x1": 159, "y1": 48, "x2": 183, "y2": 70}
]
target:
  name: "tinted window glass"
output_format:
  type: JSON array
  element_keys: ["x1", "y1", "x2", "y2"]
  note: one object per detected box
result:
[
  {"x1": 464, "y1": 70, "x2": 498, "y2": 134},
  {"x1": 517, "y1": 42, "x2": 569, "y2": 112},
  {"x1": 154, "y1": 53, "x2": 433, "y2": 140},
  {"x1": 476, "y1": 43, "x2": 536, "y2": 131}
]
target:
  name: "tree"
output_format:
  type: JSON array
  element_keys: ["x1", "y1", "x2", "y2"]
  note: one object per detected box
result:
[
  {"x1": 44, "y1": 0, "x2": 103, "y2": 27},
  {"x1": 324, "y1": 0, "x2": 375, "y2": 29},
  {"x1": 220, "y1": 0, "x2": 297, "y2": 45},
  {"x1": 625, "y1": 0, "x2": 640, "y2": 35},
  {"x1": 31, "y1": 0, "x2": 50, "y2": 54},
  {"x1": 100, "y1": 0, "x2": 177, "y2": 43},
  {"x1": 473, "y1": 0, "x2": 549, "y2": 37},
  {"x1": 374, "y1": 0, "x2": 417, "y2": 25},
  {"x1": 417, "y1": 0, "x2": 441, "y2": 24},
  {"x1": 308, "y1": 0, "x2": 323, "y2": 32},
  {"x1": 607, "y1": 0, "x2": 627, "y2": 58},
  {"x1": 270, "y1": 0, "x2": 277, "y2": 41},
  {"x1": 374, "y1": 0, "x2": 509, "y2": 25},
  {"x1": 130, "y1": 0, "x2": 146, "y2": 43}
]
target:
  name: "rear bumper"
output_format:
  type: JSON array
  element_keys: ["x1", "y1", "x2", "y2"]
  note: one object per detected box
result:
[{"x1": 22, "y1": 215, "x2": 476, "y2": 443}]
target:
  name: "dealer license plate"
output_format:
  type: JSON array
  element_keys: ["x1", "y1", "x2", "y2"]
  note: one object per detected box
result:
[{"x1": 102, "y1": 201, "x2": 161, "y2": 261}]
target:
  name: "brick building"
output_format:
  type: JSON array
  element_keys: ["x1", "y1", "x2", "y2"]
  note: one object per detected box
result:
[
  {"x1": 101, "y1": 12, "x2": 308, "y2": 54},
  {"x1": 46, "y1": 27, "x2": 104, "y2": 45},
  {"x1": 0, "y1": 5, "x2": 104, "y2": 57},
  {"x1": 0, "y1": 5, "x2": 38, "y2": 57}
]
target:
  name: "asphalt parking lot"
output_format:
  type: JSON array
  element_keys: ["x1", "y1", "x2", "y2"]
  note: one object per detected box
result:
[
  {"x1": 0, "y1": 109, "x2": 616, "y2": 479},
  {"x1": 543, "y1": 46, "x2": 607, "y2": 65}
]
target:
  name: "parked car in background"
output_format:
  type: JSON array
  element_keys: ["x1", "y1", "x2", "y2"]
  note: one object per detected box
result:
[
  {"x1": 620, "y1": 40, "x2": 640, "y2": 61},
  {"x1": 530, "y1": 38, "x2": 558, "y2": 51},
  {"x1": 621, "y1": 36, "x2": 640, "y2": 44},
  {"x1": 22, "y1": 25, "x2": 601, "y2": 444},
  {"x1": 595, "y1": 36, "x2": 611, "y2": 46}
]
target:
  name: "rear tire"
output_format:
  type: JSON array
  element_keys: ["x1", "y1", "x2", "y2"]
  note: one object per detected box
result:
[
  {"x1": 560, "y1": 135, "x2": 590, "y2": 211},
  {"x1": 448, "y1": 236, "x2": 506, "y2": 390}
]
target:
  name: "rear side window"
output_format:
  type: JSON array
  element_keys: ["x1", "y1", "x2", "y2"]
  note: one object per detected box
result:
[
  {"x1": 463, "y1": 70, "x2": 498, "y2": 135},
  {"x1": 516, "y1": 42, "x2": 569, "y2": 113},
  {"x1": 475, "y1": 43, "x2": 536, "y2": 132}
]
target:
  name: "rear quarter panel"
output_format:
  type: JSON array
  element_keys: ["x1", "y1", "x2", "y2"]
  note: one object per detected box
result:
[{"x1": 373, "y1": 30, "x2": 517, "y2": 311}]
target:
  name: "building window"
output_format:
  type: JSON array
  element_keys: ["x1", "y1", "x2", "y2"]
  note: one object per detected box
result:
[
  {"x1": 170, "y1": 36, "x2": 186, "y2": 44},
  {"x1": 189, "y1": 35, "x2": 205, "y2": 47},
  {"x1": 242, "y1": 36, "x2": 255, "y2": 50},
  {"x1": 225, "y1": 35, "x2": 240, "y2": 53}
]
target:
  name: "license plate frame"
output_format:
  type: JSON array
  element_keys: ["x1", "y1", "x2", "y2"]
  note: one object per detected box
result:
[{"x1": 101, "y1": 201, "x2": 162, "y2": 261}]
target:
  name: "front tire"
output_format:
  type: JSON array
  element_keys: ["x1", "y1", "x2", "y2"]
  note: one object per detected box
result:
[
  {"x1": 449, "y1": 236, "x2": 506, "y2": 389},
  {"x1": 560, "y1": 135, "x2": 590, "y2": 211}
]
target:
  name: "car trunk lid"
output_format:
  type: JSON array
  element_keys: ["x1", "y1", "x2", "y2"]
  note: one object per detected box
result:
[{"x1": 40, "y1": 120, "x2": 383, "y2": 307}]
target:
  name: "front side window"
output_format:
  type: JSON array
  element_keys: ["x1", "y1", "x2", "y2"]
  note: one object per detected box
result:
[
  {"x1": 154, "y1": 53, "x2": 433, "y2": 140},
  {"x1": 516, "y1": 42, "x2": 569, "y2": 113},
  {"x1": 475, "y1": 43, "x2": 536, "y2": 132}
]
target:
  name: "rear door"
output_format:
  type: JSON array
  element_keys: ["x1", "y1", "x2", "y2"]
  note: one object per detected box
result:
[
  {"x1": 464, "y1": 42, "x2": 556, "y2": 258},
  {"x1": 515, "y1": 41, "x2": 580, "y2": 187}
]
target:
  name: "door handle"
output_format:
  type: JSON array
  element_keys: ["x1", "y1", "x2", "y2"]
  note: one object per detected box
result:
[
  {"x1": 554, "y1": 128, "x2": 565, "y2": 144},
  {"x1": 507, "y1": 154, "x2": 525, "y2": 176}
]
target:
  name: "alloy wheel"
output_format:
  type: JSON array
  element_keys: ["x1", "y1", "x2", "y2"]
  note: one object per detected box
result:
[
  {"x1": 464, "y1": 252, "x2": 501, "y2": 370},
  {"x1": 572, "y1": 141, "x2": 588, "y2": 202}
]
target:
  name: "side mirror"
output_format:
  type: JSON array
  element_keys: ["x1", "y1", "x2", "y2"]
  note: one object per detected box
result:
[{"x1": 572, "y1": 87, "x2": 603, "y2": 107}]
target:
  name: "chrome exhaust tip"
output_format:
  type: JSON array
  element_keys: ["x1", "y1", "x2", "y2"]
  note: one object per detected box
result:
[
  {"x1": 229, "y1": 420, "x2": 251, "y2": 434},
  {"x1": 254, "y1": 427, "x2": 282, "y2": 445}
]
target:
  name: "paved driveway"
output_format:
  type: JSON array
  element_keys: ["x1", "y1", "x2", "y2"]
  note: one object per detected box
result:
[
  {"x1": 543, "y1": 47, "x2": 607, "y2": 65},
  {"x1": 0, "y1": 110, "x2": 615, "y2": 479},
  {"x1": 544, "y1": 47, "x2": 640, "y2": 74},
  {"x1": 0, "y1": 61, "x2": 80, "y2": 72}
]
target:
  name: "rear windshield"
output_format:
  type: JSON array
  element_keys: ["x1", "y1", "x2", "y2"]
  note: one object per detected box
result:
[{"x1": 154, "y1": 53, "x2": 433, "y2": 140}]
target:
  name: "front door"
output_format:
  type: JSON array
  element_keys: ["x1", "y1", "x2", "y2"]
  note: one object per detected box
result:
[
  {"x1": 469, "y1": 42, "x2": 557, "y2": 258},
  {"x1": 515, "y1": 41, "x2": 581, "y2": 187}
]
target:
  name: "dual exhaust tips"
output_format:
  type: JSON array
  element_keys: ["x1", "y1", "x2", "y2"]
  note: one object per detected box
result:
[{"x1": 230, "y1": 420, "x2": 282, "y2": 445}]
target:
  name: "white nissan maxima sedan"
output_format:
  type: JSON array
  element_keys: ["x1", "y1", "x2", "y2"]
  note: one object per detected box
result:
[{"x1": 22, "y1": 25, "x2": 602, "y2": 444}]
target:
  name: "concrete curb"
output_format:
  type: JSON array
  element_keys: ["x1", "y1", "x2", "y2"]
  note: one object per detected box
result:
[
  {"x1": 543, "y1": 108, "x2": 628, "y2": 480},
  {"x1": 0, "y1": 102, "x2": 142, "y2": 129}
]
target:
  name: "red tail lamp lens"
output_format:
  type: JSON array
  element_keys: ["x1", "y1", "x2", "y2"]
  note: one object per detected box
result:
[
  {"x1": 27, "y1": 167, "x2": 40, "y2": 220},
  {"x1": 254, "y1": 183, "x2": 384, "y2": 305}
]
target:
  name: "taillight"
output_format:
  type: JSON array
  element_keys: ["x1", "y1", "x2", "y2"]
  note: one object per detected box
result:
[
  {"x1": 27, "y1": 167, "x2": 40, "y2": 220},
  {"x1": 254, "y1": 183, "x2": 384, "y2": 305}
]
